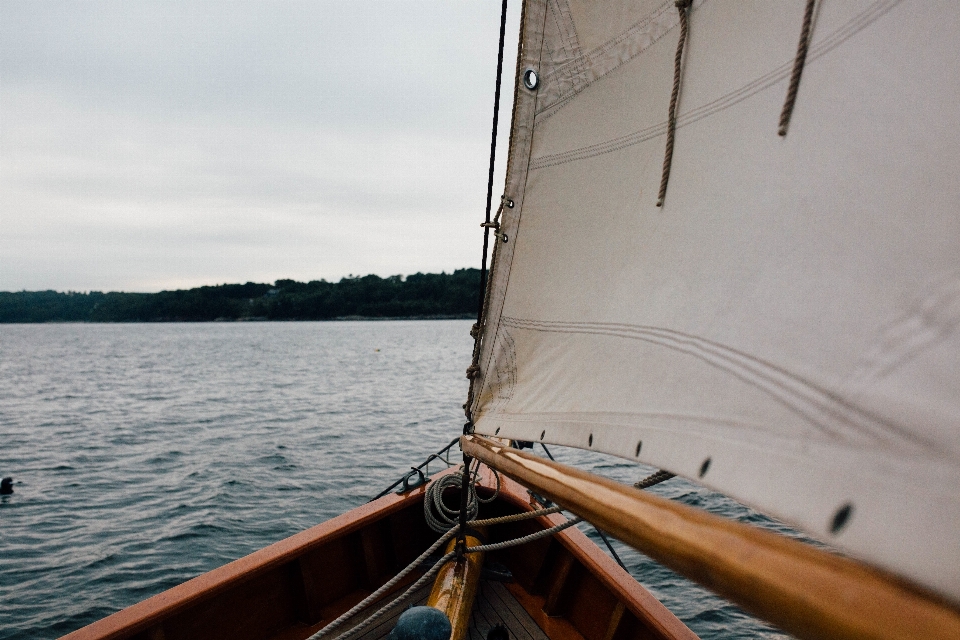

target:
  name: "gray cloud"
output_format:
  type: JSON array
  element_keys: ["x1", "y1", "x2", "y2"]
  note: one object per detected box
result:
[{"x1": 1, "y1": 1, "x2": 520, "y2": 291}]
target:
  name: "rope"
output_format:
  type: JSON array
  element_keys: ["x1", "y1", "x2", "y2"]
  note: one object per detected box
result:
[
  {"x1": 594, "y1": 528, "x2": 629, "y2": 571},
  {"x1": 462, "y1": 515, "x2": 583, "y2": 554},
  {"x1": 634, "y1": 469, "x2": 675, "y2": 490},
  {"x1": 465, "y1": 0, "x2": 510, "y2": 423},
  {"x1": 779, "y1": 0, "x2": 817, "y2": 136},
  {"x1": 472, "y1": 505, "x2": 562, "y2": 527},
  {"x1": 656, "y1": 0, "x2": 692, "y2": 208},
  {"x1": 424, "y1": 465, "x2": 500, "y2": 533},
  {"x1": 316, "y1": 504, "x2": 576, "y2": 640},
  {"x1": 307, "y1": 528, "x2": 459, "y2": 640},
  {"x1": 369, "y1": 438, "x2": 460, "y2": 501},
  {"x1": 318, "y1": 550, "x2": 458, "y2": 640},
  {"x1": 320, "y1": 459, "x2": 673, "y2": 640}
]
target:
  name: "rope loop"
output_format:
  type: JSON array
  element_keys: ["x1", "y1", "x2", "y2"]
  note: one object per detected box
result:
[{"x1": 424, "y1": 464, "x2": 501, "y2": 533}]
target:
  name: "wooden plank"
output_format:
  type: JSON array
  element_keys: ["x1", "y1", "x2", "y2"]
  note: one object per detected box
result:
[
  {"x1": 463, "y1": 435, "x2": 960, "y2": 640},
  {"x1": 468, "y1": 584, "x2": 499, "y2": 640},
  {"x1": 602, "y1": 603, "x2": 625, "y2": 640},
  {"x1": 488, "y1": 476, "x2": 695, "y2": 640},
  {"x1": 360, "y1": 524, "x2": 390, "y2": 588},
  {"x1": 566, "y1": 570, "x2": 618, "y2": 640},
  {"x1": 542, "y1": 551, "x2": 576, "y2": 616},
  {"x1": 482, "y1": 581, "x2": 549, "y2": 640},
  {"x1": 504, "y1": 581, "x2": 586, "y2": 640},
  {"x1": 270, "y1": 582, "x2": 434, "y2": 640}
]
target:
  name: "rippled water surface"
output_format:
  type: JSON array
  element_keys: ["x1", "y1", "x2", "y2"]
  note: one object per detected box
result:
[{"x1": 1, "y1": 322, "x2": 798, "y2": 639}]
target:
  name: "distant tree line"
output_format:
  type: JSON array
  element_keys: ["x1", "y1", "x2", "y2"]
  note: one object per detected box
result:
[{"x1": 0, "y1": 270, "x2": 481, "y2": 323}]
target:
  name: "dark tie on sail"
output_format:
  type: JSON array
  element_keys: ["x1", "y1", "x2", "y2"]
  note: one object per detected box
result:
[
  {"x1": 656, "y1": 0, "x2": 693, "y2": 207},
  {"x1": 779, "y1": 0, "x2": 818, "y2": 136}
]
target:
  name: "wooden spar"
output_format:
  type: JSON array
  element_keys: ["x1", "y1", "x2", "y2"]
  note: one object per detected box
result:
[
  {"x1": 462, "y1": 434, "x2": 960, "y2": 640},
  {"x1": 426, "y1": 530, "x2": 485, "y2": 640}
]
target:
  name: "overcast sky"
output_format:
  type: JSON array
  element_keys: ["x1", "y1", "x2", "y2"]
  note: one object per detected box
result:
[{"x1": 0, "y1": 1, "x2": 520, "y2": 292}]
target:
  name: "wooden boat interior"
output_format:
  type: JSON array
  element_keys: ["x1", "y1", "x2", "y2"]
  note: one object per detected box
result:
[{"x1": 62, "y1": 470, "x2": 696, "y2": 640}]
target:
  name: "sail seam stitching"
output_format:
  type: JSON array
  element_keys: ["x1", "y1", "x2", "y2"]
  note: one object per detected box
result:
[
  {"x1": 528, "y1": 0, "x2": 905, "y2": 171},
  {"x1": 499, "y1": 316, "x2": 931, "y2": 451},
  {"x1": 535, "y1": 0, "x2": 685, "y2": 121}
]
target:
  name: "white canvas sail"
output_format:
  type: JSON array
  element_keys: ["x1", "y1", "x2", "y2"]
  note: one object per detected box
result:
[{"x1": 470, "y1": 0, "x2": 960, "y2": 604}]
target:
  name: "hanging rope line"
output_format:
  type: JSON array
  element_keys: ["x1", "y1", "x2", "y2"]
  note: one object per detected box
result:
[
  {"x1": 592, "y1": 470, "x2": 675, "y2": 571},
  {"x1": 778, "y1": 0, "x2": 817, "y2": 136},
  {"x1": 594, "y1": 529, "x2": 629, "y2": 571},
  {"x1": 465, "y1": 0, "x2": 510, "y2": 423},
  {"x1": 656, "y1": 0, "x2": 692, "y2": 208}
]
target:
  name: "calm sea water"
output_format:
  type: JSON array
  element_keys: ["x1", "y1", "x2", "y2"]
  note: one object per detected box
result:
[{"x1": 0, "y1": 321, "x2": 797, "y2": 639}]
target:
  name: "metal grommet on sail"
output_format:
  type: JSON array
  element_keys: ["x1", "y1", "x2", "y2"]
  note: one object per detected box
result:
[{"x1": 522, "y1": 68, "x2": 539, "y2": 90}]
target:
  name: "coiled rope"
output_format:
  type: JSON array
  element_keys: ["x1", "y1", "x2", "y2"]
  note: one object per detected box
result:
[{"x1": 424, "y1": 466, "x2": 500, "y2": 533}]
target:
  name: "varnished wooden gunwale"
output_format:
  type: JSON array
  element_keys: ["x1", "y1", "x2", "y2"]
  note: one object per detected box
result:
[
  {"x1": 61, "y1": 464, "x2": 695, "y2": 640},
  {"x1": 60, "y1": 468, "x2": 460, "y2": 640},
  {"x1": 463, "y1": 434, "x2": 960, "y2": 640}
]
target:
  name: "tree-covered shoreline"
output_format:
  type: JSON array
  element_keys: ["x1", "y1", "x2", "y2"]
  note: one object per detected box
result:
[{"x1": 0, "y1": 270, "x2": 481, "y2": 323}]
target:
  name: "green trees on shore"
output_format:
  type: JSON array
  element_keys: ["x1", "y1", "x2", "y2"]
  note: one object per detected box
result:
[{"x1": 0, "y1": 270, "x2": 481, "y2": 323}]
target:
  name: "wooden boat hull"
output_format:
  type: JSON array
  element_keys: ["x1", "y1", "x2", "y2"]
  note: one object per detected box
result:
[{"x1": 61, "y1": 469, "x2": 696, "y2": 640}]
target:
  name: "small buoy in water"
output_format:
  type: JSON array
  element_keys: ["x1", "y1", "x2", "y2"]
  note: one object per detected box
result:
[
  {"x1": 0, "y1": 477, "x2": 12, "y2": 495},
  {"x1": 387, "y1": 606, "x2": 451, "y2": 640}
]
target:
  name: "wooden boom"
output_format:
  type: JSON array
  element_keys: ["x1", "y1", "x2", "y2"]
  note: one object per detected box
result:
[{"x1": 461, "y1": 434, "x2": 960, "y2": 640}]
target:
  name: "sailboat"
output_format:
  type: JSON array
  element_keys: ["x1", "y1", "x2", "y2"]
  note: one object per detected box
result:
[{"x1": 62, "y1": 0, "x2": 960, "y2": 639}]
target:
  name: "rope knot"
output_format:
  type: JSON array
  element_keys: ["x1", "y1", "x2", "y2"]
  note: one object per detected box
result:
[
  {"x1": 466, "y1": 364, "x2": 481, "y2": 379},
  {"x1": 675, "y1": 0, "x2": 692, "y2": 8},
  {"x1": 470, "y1": 323, "x2": 481, "y2": 339}
]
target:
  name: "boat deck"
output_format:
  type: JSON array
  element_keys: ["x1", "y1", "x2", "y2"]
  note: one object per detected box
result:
[
  {"x1": 349, "y1": 580, "x2": 549, "y2": 640},
  {"x1": 65, "y1": 472, "x2": 696, "y2": 640}
]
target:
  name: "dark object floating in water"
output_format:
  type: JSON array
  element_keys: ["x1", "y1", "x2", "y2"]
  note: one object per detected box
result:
[
  {"x1": 0, "y1": 477, "x2": 12, "y2": 495},
  {"x1": 387, "y1": 606, "x2": 451, "y2": 640}
]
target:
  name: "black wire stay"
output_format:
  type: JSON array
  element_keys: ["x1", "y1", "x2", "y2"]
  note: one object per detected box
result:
[{"x1": 369, "y1": 437, "x2": 460, "y2": 502}]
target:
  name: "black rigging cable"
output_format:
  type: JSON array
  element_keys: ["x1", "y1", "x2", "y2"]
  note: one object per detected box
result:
[
  {"x1": 461, "y1": 0, "x2": 511, "y2": 555},
  {"x1": 475, "y1": 0, "x2": 511, "y2": 347}
]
